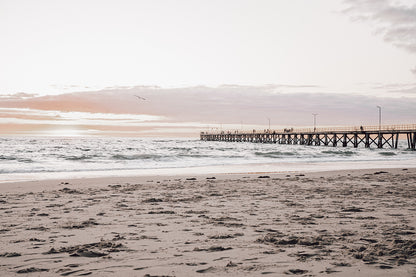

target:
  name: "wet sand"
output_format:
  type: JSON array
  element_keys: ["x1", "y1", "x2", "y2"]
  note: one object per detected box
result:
[{"x1": 0, "y1": 168, "x2": 415, "y2": 276}]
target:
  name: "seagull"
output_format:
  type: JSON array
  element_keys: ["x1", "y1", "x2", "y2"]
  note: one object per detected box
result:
[{"x1": 134, "y1": 95, "x2": 146, "y2": 101}]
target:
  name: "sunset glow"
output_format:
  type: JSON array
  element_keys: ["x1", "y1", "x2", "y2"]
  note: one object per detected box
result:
[{"x1": 0, "y1": 0, "x2": 415, "y2": 136}]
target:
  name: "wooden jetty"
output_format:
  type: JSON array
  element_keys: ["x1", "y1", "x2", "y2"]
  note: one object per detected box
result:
[{"x1": 200, "y1": 124, "x2": 416, "y2": 150}]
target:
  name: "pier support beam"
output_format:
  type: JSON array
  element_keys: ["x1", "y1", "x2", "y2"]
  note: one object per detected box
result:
[
  {"x1": 353, "y1": 133, "x2": 358, "y2": 148},
  {"x1": 307, "y1": 134, "x2": 313, "y2": 145},
  {"x1": 343, "y1": 134, "x2": 347, "y2": 147},
  {"x1": 395, "y1": 133, "x2": 399, "y2": 149},
  {"x1": 408, "y1": 132, "x2": 416, "y2": 150},
  {"x1": 200, "y1": 126, "x2": 416, "y2": 149},
  {"x1": 414, "y1": 133, "x2": 416, "y2": 150},
  {"x1": 378, "y1": 134, "x2": 382, "y2": 148}
]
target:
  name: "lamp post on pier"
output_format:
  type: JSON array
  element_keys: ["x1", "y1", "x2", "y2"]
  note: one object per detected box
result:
[
  {"x1": 267, "y1": 118, "x2": 270, "y2": 132},
  {"x1": 377, "y1": 106, "x2": 381, "y2": 132},
  {"x1": 377, "y1": 106, "x2": 382, "y2": 148},
  {"x1": 312, "y1": 113, "x2": 318, "y2": 132}
]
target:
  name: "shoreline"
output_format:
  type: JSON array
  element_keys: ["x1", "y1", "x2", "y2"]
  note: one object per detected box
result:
[
  {"x1": 1, "y1": 165, "x2": 415, "y2": 193},
  {"x1": 0, "y1": 167, "x2": 415, "y2": 276},
  {"x1": 2, "y1": 158, "x2": 416, "y2": 186}
]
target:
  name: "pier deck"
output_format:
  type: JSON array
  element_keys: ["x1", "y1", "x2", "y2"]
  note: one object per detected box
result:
[{"x1": 200, "y1": 124, "x2": 416, "y2": 149}]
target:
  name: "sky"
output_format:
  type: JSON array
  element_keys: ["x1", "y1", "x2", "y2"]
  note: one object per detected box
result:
[{"x1": 0, "y1": 0, "x2": 415, "y2": 136}]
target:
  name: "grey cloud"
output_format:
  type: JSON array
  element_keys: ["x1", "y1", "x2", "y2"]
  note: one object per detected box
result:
[
  {"x1": 343, "y1": 0, "x2": 416, "y2": 53},
  {"x1": 371, "y1": 82, "x2": 416, "y2": 95},
  {"x1": 0, "y1": 92, "x2": 37, "y2": 100},
  {"x1": 390, "y1": 86, "x2": 416, "y2": 95},
  {"x1": 1, "y1": 85, "x2": 415, "y2": 127},
  {"x1": 383, "y1": 25, "x2": 416, "y2": 52}
]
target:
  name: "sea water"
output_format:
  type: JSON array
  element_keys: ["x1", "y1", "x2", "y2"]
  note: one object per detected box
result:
[{"x1": 0, "y1": 137, "x2": 415, "y2": 182}]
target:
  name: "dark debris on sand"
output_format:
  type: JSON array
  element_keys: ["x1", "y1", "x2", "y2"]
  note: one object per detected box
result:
[
  {"x1": 193, "y1": 246, "x2": 233, "y2": 252},
  {"x1": 62, "y1": 218, "x2": 99, "y2": 229},
  {"x1": 16, "y1": 267, "x2": 49, "y2": 274},
  {"x1": 59, "y1": 187, "x2": 81, "y2": 194},
  {"x1": 142, "y1": 197, "x2": 163, "y2": 203},
  {"x1": 44, "y1": 240, "x2": 126, "y2": 258},
  {"x1": 350, "y1": 238, "x2": 416, "y2": 266},
  {"x1": 0, "y1": 252, "x2": 21, "y2": 257},
  {"x1": 285, "y1": 268, "x2": 308, "y2": 275},
  {"x1": 257, "y1": 233, "x2": 333, "y2": 248}
]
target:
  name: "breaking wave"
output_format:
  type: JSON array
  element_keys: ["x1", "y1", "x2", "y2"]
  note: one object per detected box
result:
[{"x1": 0, "y1": 137, "x2": 413, "y2": 177}]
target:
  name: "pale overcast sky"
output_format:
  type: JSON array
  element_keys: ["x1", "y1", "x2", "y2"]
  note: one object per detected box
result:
[{"x1": 1, "y1": 0, "x2": 415, "y2": 96}]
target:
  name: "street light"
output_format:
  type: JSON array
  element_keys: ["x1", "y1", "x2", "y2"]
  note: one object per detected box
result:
[
  {"x1": 312, "y1": 113, "x2": 318, "y2": 132},
  {"x1": 267, "y1": 118, "x2": 270, "y2": 131},
  {"x1": 377, "y1": 106, "x2": 381, "y2": 132},
  {"x1": 377, "y1": 106, "x2": 382, "y2": 148}
]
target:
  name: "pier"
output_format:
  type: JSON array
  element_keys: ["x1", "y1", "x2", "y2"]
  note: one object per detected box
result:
[{"x1": 200, "y1": 124, "x2": 416, "y2": 150}]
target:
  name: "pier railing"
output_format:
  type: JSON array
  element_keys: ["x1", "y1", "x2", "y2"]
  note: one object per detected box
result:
[
  {"x1": 201, "y1": 124, "x2": 416, "y2": 135},
  {"x1": 200, "y1": 124, "x2": 416, "y2": 149}
]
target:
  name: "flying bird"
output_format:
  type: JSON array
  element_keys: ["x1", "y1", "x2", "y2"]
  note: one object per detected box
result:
[{"x1": 134, "y1": 95, "x2": 146, "y2": 100}]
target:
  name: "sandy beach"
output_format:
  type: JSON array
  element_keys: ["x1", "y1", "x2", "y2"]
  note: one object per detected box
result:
[{"x1": 0, "y1": 168, "x2": 415, "y2": 276}]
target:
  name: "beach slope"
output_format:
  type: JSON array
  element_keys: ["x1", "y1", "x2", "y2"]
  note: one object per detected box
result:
[{"x1": 0, "y1": 168, "x2": 415, "y2": 276}]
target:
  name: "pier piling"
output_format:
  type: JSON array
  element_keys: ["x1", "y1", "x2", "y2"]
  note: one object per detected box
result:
[{"x1": 201, "y1": 124, "x2": 416, "y2": 150}]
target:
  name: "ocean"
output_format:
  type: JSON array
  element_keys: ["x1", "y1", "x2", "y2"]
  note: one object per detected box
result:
[{"x1": 1, "y1": 137, "x2": 415, "y2": 182}]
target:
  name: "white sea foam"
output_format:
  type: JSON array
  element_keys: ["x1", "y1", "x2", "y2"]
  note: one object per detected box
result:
[{"x1": 0, "y1": 137, "x2": 415, "y2": 182}]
